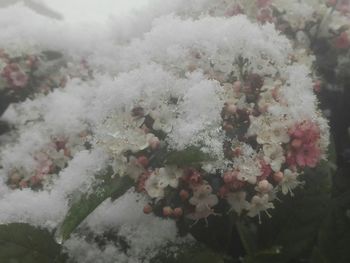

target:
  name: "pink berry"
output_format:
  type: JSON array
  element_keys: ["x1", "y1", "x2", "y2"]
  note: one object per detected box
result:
[
  {"x1": 291, "y1": 139, "x2": 303, "y2": 149},
  {"x1": 162, "y1": 206, "x2": 173, "y2": 217},
  {"x1": 137, "y1": 156, "x2": 149, "y2": 168},
  {"x1": 149, "y1": 136, "x2": 160, "y2": 150},
  {"x1": 143, "y1": 204, "x2": 153, "y2": 214},
  {"x1": 223, "y1": 171, "x2": 234, "y2": 184},
  {"x1": 173, "y1": 207, "x2": 183, "y2": 217},
  {"x1": 179, "y1": 189, "x2": 190, "y2": 200},
  {"x1": 226, "y1": 104, "x2": 237, "y2": 114},
  {"x1": 257, "y1": 180, "x2": 271, "y2": 193},
  {"x1": 19, "y1": 179, "x2": 28, "y2": 188},
  {"x1": 232, "y1": 81, "x2": 241, "y2": 92},
  {"x1": 273, "y1": 171, "x2": 283, "y2": 183}
]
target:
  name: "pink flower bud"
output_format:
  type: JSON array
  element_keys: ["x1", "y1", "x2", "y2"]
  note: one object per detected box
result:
[
  {"x1": 291, "y1": 139, "x2": 303, "y2": 149},
  {"x1": 162, "y1": 206, "x2": 173, "y2": 217},
  {"x1": 273, "y1": 171, "x2": 283, "y2": 183},
  {"x1": 149, "y1": 136, "x2": 160, "y2": 150},
  {"x1": 137, "y1": 156, "x2": 149, "y2": 168},
  {"x1": 257, "y1": 179, "x2": 271, "y2": 193},
  {"x1": 143, "y1": 204, "x2": 153, "y2": 214},
  {"x1": 173, "y1": 207, "x2": 183, "y2": 217},
  {"x1": 232, "y1": 81, "x2": 241, "y2": 92},
  {"x1": 179, "y1": 189, "x2": 190, "y2": 200},
  {"x1": 225, "y1": 104, "x2": 237, "y2": 114}
]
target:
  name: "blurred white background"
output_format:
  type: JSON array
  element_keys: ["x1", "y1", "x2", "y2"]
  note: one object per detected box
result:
[
  {"x1": 44, "y1": 0, "x2": 150, "y2": 22},
  {"x1": 0, "y1": 0, "x2": 150, "y2": 22}
]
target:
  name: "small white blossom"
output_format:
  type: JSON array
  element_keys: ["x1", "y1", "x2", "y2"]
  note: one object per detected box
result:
[
  {"x1": 249, "y1": 116, "x2": 290, "y2": 145},
  {"x1": 255, "y1": 179, "x2": 274, "y2": 194},
  {"x1": 189, "y1": 184, "x2": 218, "y2": 212},
  {"x1": 150, "y1": 106, "x2": 174, "y2": 133},
  {"x1": 263, "y1": 143, "x2": 286, "y2": 172},
  {"x1": 157, "y1": 166, "x2": 183, "y2": 189},
  {"x1": 226, "y1": 191, "x2": 250, "y2": 215},
  {"x1": 279, "y1": 169, "x2": 303, "y2": 196},
  {"x1": 96, "y1": 113, "x2": 153, "y2": 156},
  {"x1": 247, "y1": 194, "x2": 275, "y2": 223},
  {"x1": 144, "y1": 172, "x2": 165, "y2": 198},
  {"x1": 235, "y1": 156, "x2": 261, "y2": 185}
]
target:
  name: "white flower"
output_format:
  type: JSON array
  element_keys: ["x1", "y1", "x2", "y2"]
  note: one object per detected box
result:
[
  {"x1": 247, "y1": 194, "x2": 274, "y2": 223},
  {"x1": 189, "y1": 184, "x2": 218, "y2": 212},
  {"x1": 150, "y1": 106, "x2": 173, "y2": 133},
  {"x1": 279, "y1": 169, "x2": 303, "y2": 196},
  {"x1": 235, "y1": 155, "x2": 261, "y2": 185},
  {"x1": 258, "y1": 85, "x2": 279, "y2": 111},
  {"x1": 144, "y1": 166, "x2": 183, "y2": 198},
  {"x1": 98, "y1": 114, "x2": 151, "y2": 156},
  {"x1": 249, "y1": 116, "x2": 290, "y2": 145},
  {"x1": 158, "y1": 166, "x2": 183, "y2": 189},
  {"x1": 254, "y1": 179, "x2": 274, "y2": 194},
  {"x1": 263, "y1": 143, "x2": 286, "y2": 172},
  {"x1": 144, "y1": 172, "x2": 165, "y2": 198},
  {"x1": 112, "y1": 156, "x2": 144, "y2": 180},
  {"x1": 226, "y1": 191, "x2": 250, "y2": 215},
  {"x1": 186, "y1": 207, "x2": 218, "y2": 223}
]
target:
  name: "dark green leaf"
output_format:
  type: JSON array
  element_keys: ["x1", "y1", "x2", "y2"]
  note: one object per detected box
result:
[
  {"x1": 57, "y1": 169, "x2": 134, "y2": 241},
  {"x1": 0, "y1": 223, "x2": 67, "y2": 263},
  {"x1": 165, "y1": 146, "x2": 212, "y2": 166}
]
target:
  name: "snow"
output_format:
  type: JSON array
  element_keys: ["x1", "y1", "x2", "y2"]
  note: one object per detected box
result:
[{"x1": 0, "y1": 0, "x2": 329, "y2": 262}]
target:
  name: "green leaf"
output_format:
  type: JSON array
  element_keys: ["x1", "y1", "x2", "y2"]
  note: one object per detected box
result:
[
  {"x1": 0, "y1": 223, "x2": 67, "y2": 263},
  {"x1": 165, "y1": 146, "x2": 212, "y2": 166},
  {"x1": 57, "y1": 169, "x2": 134, "y2": 241}
]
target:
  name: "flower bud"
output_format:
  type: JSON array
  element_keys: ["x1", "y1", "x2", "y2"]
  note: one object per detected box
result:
[
  {"x1": 162, "y1": 206, "x2": 173, "y2": 217},
  {"x1": 232, "y1": 81, "x2": 241, "y2": 92},
  {"x1": 137, "y1": 156, "x2": 149, "y2": 168},
  {"x1": 273, "y1": 171, "x2": 283, "y2": 183},
  {"x1": 173, "y1": 207, "x2": 183, "y2": 217},
  {"x1": 179, "y1": 189, "x2": 190, "y2": 200},
  {"x1": 291, "y1": 139, "x2": 302, "y2": 149},
  {"x1": 143, "y1": 204, "x2": 153, "y2": 214},
  {"x1": 149, "y1": 136, "x2": 160, "y2": 150},
  {"x1": 225, "y1": 104, "x2": 237, "y2": 114}
]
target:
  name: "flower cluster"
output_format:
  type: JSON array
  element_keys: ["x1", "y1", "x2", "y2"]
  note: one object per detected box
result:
[
  {"x1": 0, "y1": 0, "x2": 331, "y2": 240},
  {"x1": 6, "y1": 133, "x2": 89, "y2": 190},
  {"x1": 0, "y1": 49, "x2": 61, "y2": 95},
  {"x1": 0, "y1": 48, "x2": 93, "y2": 103},
  {"x1": 98, "y1": 68, "x2": 328, "y2": 224}
]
